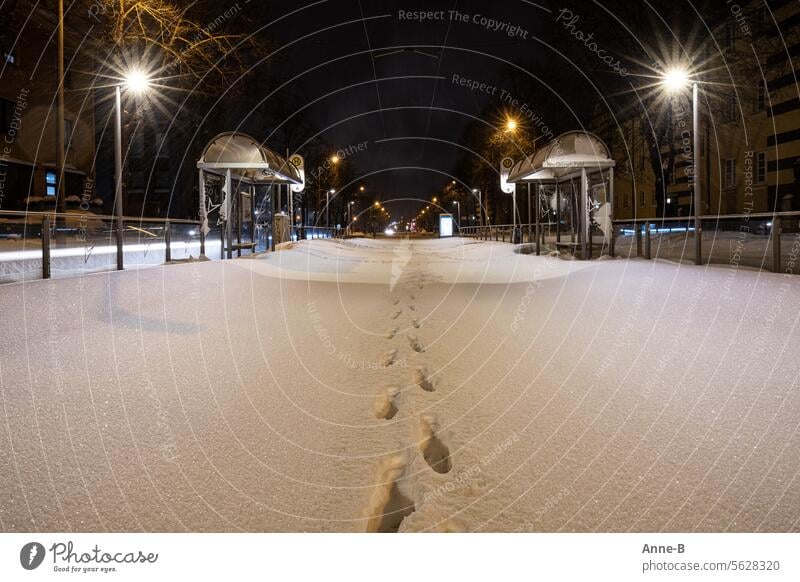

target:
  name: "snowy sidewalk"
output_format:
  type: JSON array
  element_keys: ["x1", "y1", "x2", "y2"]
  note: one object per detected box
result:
[{"x1": 1, "y1": 237, "x2": 798, "y2": 532}]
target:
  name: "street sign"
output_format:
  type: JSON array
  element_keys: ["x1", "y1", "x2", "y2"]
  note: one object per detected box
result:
[{"x1": 500, "y1": 157, "x2": 516, "y2": 194}]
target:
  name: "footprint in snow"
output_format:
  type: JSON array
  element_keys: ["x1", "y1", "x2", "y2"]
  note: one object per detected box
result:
[
  {"x1": 413, "y1": 367, "x2": 434, "y2": 392},
  {"x1": 418, "y1": 416, "x2": 452, "y2": 474},
  {"x1": 407, "y1": 335, "x2": 425, "y2": 353},
  {"x1": 364, "y1": 455, "x2": 416, "y2": 533},
  {"x1": 382, "y1": 349, "x2": 398, "y2": 367},
  {"x1": 374, "y1": 388, "x2": 400, "y2": 420}
]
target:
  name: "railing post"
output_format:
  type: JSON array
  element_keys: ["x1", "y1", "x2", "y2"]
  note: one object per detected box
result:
[
  {"x1": 116, "y1": 217, "x2": 124, "y2": 271},
  {"x1": 200, "y1": 226, "x2": 206, "y2": 256},
  {"x1": 610, "y1": 223, "x2": 616, "y2": 258},
  {"x1": 164, "y1": 220, "x2": 171, "y2": 263},
  {"x1": 42, "y1": 215, "x2": 51, "y2": 279},
  {"x1": 772, "y1": 215, "x2": 782, "y2": 273},
  {"x1": 635, "y1": 222, "x2": 642, "y2": 257},
  {"x1": 220, "y1": 225, "x2": 226, "y2": 260},
  {"x1": 645, "y1": 222, "x2": 652, "y2": 260},
  {"x1": 694, "y1": 217, "x2": 702, "y2": 266}
]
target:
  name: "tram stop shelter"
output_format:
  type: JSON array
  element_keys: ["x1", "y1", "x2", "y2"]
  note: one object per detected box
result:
[
  {"x1": 505, "y1": 130, "x2": 615, "y2": 259},
  {"x1": 197, "y1": 132, "x2": 304, "y2": 258}
]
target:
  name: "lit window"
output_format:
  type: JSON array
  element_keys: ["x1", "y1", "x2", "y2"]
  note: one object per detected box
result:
[{"x1": 45, "y1": 171, "x2": 57, "y2": 196}]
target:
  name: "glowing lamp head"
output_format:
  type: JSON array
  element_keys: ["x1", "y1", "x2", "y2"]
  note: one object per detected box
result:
[
  {"x1": 505, "y1": 118, "x2": 518, "y2": 132},
  {"x1": 330, "y1": 155, "x2": 340, "y2": 164},
  {"x1": 662, "y1": 68, "x2": 690, "y2": 93},
  {"x1": 124, "y1": 71, "x2": 150, "y2": 93}
]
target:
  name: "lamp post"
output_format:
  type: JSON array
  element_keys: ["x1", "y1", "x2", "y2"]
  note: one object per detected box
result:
[
  {"x1": 327, "y1": 189, "x2": 335, "y2": 228},
  {"x1": 113, "y1": 70, "x2": 150, "y2": 270},
  {"x1": 472, "y1": 188, "x2": 482, "y2": 227},
  {"x1": 452, "y1": 200, "x2": 461, "y2": 229},
  {"x1": 661, "y1": 67, "x2": 701, "y2": 265}
]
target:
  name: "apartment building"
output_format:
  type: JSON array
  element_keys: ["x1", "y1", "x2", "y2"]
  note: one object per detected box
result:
[
  {"x1": 595, "y1": 0, "x2": 799, "y2": 219},
  {"x1": 0, "y1": 3, "x2": 97, "y2": 211}
]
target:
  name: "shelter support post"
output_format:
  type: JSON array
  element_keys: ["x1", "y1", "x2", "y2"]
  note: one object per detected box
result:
[
  {"x1": 198, "y1": 169, "x2": 206, "y2": 256},
  {"x1": 535, "y1": 183, "x2": 541, "y2": 256},
  {"x1": 237, "y1": 185, "x2": 243, "y2": 257},
  {"x1": 609, "y1": 167, "x2": 615, "y2": 257},
  {"x1": 512, "y1": 188, "x2": 517, "y2": 243},
  {"x1": 251, "y1": 184, "x2": 256, "y2": 252},
  {"x1": 165, "y1": 220, "x2": 171, "y2": 263},
  {"x1": 225, "y1": 169, "x2": 233, "y2": 259},
  {"x1": 556, "y1": 184, "x2": 561, "y2": 244},
  {"x1": 527, "y1": 183, "x2": 531, "y2": 243},
  {"x1": 289, "y1": 185, "x2": 295, "y2": 241},
  {"x1": 581, "y1": 168, "x2": 588, "y2": 260}
]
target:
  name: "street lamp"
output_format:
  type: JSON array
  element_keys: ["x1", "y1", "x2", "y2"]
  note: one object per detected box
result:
[
  {"x1": 505, "y1": 117, "x2": 518, "y2": 132},
  {"x1": 330, "y1": 154, "x2": 340, "y2": 164},
  {"x1": 452, "y1": 200, "x2": 461, "y2": 228},
  {"x1": 327, "y1": 189, "x2": 336, "y2": 228},
  {"x1": 113, "y1": 70, "x2": 151, "y2": 270},
  {"x1": 661, "y1": 66, "x2": 701, "y2": 265},
  {"x1": 472, "y1": 188, "x2": 483, "y2": 227}
]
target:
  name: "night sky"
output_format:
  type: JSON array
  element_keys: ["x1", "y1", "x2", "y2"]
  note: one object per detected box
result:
[{"x1": 235, "y1": 0, "x2": 602, "y2": 215}]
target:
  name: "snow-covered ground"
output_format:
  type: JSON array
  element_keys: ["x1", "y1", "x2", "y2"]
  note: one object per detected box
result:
[{"x1": 0, "y1": 236, "x2": 799, "y2": 532}]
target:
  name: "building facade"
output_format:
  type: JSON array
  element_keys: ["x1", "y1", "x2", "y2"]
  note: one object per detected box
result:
[
  {"x1": 595, "y1": 0, "x2": 800, "y2": 220},
  {"x1": 0, "y1": 3, "x2": 97, "y2": 212}
]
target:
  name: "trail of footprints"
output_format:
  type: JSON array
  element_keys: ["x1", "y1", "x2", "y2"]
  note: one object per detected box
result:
[{"x1": 366, "y1": 280, "x2": 454, "y2": 532}]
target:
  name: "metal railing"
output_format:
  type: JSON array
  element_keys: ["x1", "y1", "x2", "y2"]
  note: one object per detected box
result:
[
  {"x1": 611, "y1": 211, "x2": 800, "y2": 274},
  {"x1": 0, "y1": 210, "x2": 204, "y2": 283},
  {"x1": 459, "y1": 212, "x2": 800, "y2": 275},
  {"x1": 460, "y1": 222, "x2": 560, "y2": 250}
]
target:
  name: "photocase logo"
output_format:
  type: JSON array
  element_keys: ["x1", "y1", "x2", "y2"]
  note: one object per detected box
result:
[{"x1": 20, "y1": 542, "x2": 45, "y2": 570}]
